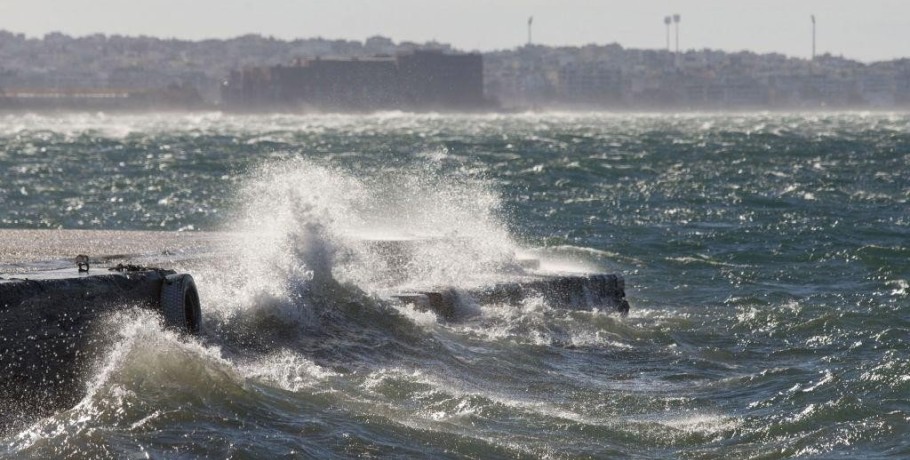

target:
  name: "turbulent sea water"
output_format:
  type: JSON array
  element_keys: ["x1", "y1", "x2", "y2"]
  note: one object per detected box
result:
[{"x1": 0, "y1": 111, "x2": 908, "y2": 458}]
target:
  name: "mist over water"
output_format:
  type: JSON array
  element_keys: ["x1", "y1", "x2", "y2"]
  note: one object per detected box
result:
[{"x1": 1, "y1": 112, "x2": 908, "y2": 458}]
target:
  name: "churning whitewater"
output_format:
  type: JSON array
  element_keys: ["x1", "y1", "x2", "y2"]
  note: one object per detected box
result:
[{"x1": 1, "y1": 112, "x2": 908, "y2": 458}]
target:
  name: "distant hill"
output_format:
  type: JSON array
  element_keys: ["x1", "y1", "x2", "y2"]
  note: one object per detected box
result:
[{"x1": 2, "y1": 30, "x2": 909, "y2": 110}]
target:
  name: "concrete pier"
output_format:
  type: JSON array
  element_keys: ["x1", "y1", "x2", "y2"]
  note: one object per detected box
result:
[{"x1": 0, "y1": 229, "x2": 630, "y2": 430}]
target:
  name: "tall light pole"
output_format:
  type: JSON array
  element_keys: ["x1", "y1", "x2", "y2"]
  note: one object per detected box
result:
[
  {"x1": 528, "y1": 16, "x2": 533, "y2": 46},
  {"x1": 673, "y1": 14, "x2": 681, "y2": 54},
  {"x1": 811, "y1": 15, "x2": 816, "y2": 60},
  {"x1": 664, "y1": 16, "x2": 672, "y2": 52}
]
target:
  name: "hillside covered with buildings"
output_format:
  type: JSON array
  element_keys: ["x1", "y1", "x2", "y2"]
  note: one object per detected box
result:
[{"x1": 1, "y1": 30, "x2": 909, "y2": 111}]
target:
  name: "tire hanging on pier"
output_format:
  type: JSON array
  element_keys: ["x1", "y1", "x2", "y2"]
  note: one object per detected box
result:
[{"x1": 159, "y1": 274, "x2": 202, "y2": 334}]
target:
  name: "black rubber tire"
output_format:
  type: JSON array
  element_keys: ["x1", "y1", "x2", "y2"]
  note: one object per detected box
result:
[
  {"x1": 618, "y1": 299, "x2": 630, "y2": 317},
  {"x1": 160, "y1": 274, "x2": 201, "y2": 334}
]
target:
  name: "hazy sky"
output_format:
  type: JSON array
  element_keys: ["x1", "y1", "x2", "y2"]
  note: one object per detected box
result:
[{"x1": 0, "y1": 0, "x2": 906, "y2": 62}]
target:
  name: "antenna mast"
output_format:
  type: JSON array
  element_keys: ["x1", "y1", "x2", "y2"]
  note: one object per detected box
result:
[
  {"x1": 811, "y1": 15, "x2": 816, "y2": 60},
  {"x1": 528, "y1": 16, "x2": 534, "y2": 46},
  {"x1": 673, "y1": 14, "x2": 681, "y2": 54}
]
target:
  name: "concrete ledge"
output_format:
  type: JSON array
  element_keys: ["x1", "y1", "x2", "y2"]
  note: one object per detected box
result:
[
  {"x1": 0, "y1": 268, "x2": 175, "y2": 431},
  {"x1": 393, "y1": 273, "x2": 629, "y2": 320}
]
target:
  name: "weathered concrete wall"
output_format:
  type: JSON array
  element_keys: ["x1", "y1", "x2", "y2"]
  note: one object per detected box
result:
[{"x1": 0, "y1": 269, "x2": 173, "y2": 431}]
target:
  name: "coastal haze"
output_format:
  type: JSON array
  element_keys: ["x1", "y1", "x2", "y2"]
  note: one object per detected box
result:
[
  {"x1": 0, "y1": 2, "x2": 909, "y2": 111},
  {"x1": 1, "y1": 2, "x2": 909, "y2": 459},
  {"x1": 0, "y1": 0, "x2": 907, "y2": 61}
]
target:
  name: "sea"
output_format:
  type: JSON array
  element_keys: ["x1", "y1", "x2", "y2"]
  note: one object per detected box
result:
[{"x1": 0, "y1": 111, "x2": 907, "y2": 458}]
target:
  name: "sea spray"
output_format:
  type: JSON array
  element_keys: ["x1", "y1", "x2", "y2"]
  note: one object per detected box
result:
[{"x1": 196, "y1": 157, "x2": 526, "y2": 329}]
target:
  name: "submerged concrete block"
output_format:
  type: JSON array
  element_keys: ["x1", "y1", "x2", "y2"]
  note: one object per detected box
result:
[{"x1": 394, "y1": 273, "x2": 628, "y2": 320}]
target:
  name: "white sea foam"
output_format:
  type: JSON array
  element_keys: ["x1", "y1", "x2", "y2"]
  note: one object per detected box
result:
[
  {"x1": 6, "y1": 309, "x2": 232, "y2": 452},
  {"x1": 191, "y1": 156, "x2": 542, "y2": 333},
  {"x1": 651, "y1": 412, "x2": 740, "y2": 435},
  {"x1": 237, "y1": 349, "x2": 338, "y2": 392}
]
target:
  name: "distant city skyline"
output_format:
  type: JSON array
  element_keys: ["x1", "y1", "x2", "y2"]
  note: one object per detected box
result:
[{"x1": 0, "y1": 0, "x2": 907, "y2": 62}]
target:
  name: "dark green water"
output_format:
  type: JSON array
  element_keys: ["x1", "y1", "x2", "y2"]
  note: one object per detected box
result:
[{"x1": 1, "y1": 112, "x2": 908, "y2": 458}]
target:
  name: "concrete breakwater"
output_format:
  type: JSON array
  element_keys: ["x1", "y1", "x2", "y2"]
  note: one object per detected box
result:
[
  {"x1": 0, "y1": 229, "x2": 215, "y2": 431},
  {"x1": 0, "y1": 229, "x2": 630, "y2": 433},
  {"x1": 0, "y1": 267, "x2": 164, "y2": 430},
  {"x1": 0, "y1": 267, "x2": 203, "y2": 431}
]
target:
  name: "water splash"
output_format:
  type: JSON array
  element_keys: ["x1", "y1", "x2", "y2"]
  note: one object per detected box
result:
[{"x1": 196, "y1": 157, "x2": 524, "y2": 330}]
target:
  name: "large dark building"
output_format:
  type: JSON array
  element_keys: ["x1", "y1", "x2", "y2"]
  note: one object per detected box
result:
[{"x1": 222, "y1": 50, "x2": 488, "y2": 112}]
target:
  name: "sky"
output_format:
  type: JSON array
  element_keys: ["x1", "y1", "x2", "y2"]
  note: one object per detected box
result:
[{"x1": 0, "y1": 0, "x2": 906, "y2": 62}]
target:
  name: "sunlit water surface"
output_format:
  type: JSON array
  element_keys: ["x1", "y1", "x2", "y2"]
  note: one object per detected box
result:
[{"x1": 1, "y1": 112, "x2": 908, "y2": 458}]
